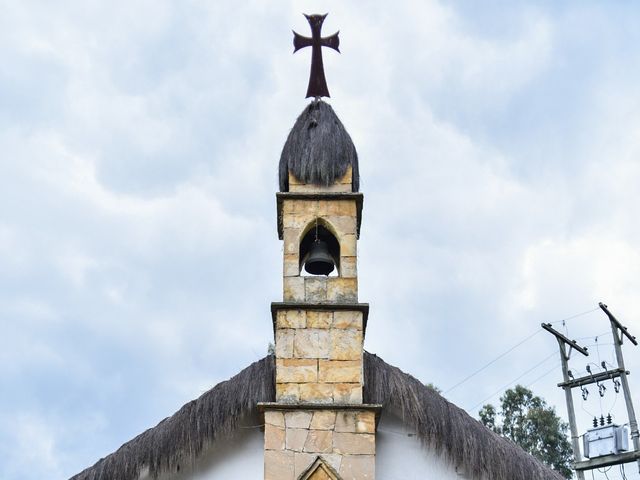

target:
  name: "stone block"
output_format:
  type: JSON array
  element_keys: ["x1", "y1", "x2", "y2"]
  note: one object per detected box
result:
[
  {"x1": 339, "y1": 455, "x2": 375, "y2": 480},
  {"x1": 277, "y1": 309, "x2": 306, "y2": 329},
  {"x1": 286, "y1": 428, "x2": 309, "y2": 452},
  {"x1": 294, "y1": 329, "x2": 329, "y2": 359},
  {"x1": 283, "y1": 228, "x2": 300, "y2": 255},
  {"x1": 277, "y1": 358, "x2": 318, "y2": 383},
  {"x1": 318, "y1": 360, "x2": 361, "y2": 383},
  {"x1": 305, "y1": 277, "x2": 327, "y2": 302},
  {"x1": 285, "y1": 411, "x2": 313, "y2": 429},
  {"x1": 333, "y1": 411, "x2": 374, "y2": 434},
  {"x1": 291, "y1": 183, "x2": 351, "y2": 193},
  {"x1": 283, "y1": 213, "x2": 308, "y2": 229},
  {"x1": 304, "y1": 429, "x2": 333, "y2": 453},
  {"x1": 275, "y1": 329, "x2": 294, "y2": 358},
  {"x1": 340, "y1": 256, "x2": 357, "y2": 278},
  {"x1": 326, "y1": 278, "x2": 357, "y2": 303},
  {"x1": 283, "y1": 254, "x2": 300, "y2": 277},
  {"x1": 265, "y1": 424, "x2": 286, "y2": 450},
  {"x1": 265, "y1": 411, "x2": 285, "y2": 428},
  {"x1": 334, "y1": 412, "x2": 357, "y2": 433},
  {"x1": 320, "y1": 453, "x2": 343, "y2": 473},
  {"x1": 298, "y1": 383, "x2": 334, "y2": 403},
  {"x1": 306, "y1": 311, "x2": 333, "y2": 329},
  {"x1": 341, "y1": 234, "x2": 357, "y2": 257},
  {"x1": 310, "y1": 411, "x2": 337, "y2": 430},
  {"x1": 332, "y1": 311, "x2": 362, "y2": 329},
  {"x1": 283, "y1": 199, "x2": 296, "y2": 214},
  {"x1": 324, "y1": 215, "x2": 356, "y2": 236},
  {"x1": 264, "y1": 449, "x2": 295, "y2": 480},
  {"x1": 294, "y1": 452, "x2": 317, "y2": 478},
  {"x1": 356, "y1": 412, "x2": 376, "y2": 434},
  {"x1": 293, "y1": 200, "x2": 319, "y2": 215},
  {"x1": 325, "y1": 200, "x2": 356, "y2": 217},
  {"x1": 329, "y1": 329, "x2": 362, "y2": 361},
  {"x1": 284, "y1": 277, "x2": 305, "y2": 302},
  {"x1": 276, "y1": 383, "x2": 300, "y2": 403},
  {"x1": 333, "y1": 433, "x2": 375, "y2": 455},
  {"x1": 333, "y1": 384, "x2": 362, "y2": 404}
]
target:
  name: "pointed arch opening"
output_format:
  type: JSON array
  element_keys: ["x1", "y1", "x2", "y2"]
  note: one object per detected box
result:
[{"x1": 299, "y1": 218, "x2": 340, "y2": 277}]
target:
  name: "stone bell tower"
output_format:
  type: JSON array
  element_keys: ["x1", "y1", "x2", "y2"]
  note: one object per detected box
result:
[{"x1": 260, "y1": 98, "x2": 378, "y2": 480}]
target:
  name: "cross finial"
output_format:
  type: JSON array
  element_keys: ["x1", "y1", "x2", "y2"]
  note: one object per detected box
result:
[{"x1": 293, "y1": 13, "x2": 340, "y2": 98}]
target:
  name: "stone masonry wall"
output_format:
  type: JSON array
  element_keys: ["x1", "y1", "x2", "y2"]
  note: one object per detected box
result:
[
  {"x1": 275, "y1": 309, "x2": 363, "y2": 404},
  {"x1": 264, "y1": 409, "x2": 375, "y2": 480},
  {"x1": 289, "y1": 167, "x2": 353, "y2": 193},
  {"x1": 281, "y1": 196, "x2": 358, "y2": 303}
]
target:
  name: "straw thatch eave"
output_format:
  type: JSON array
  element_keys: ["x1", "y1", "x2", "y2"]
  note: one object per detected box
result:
[
  {"x1": 71, "y1": 352, "x2": 564, "y2": 480},
  {"x1": 70, "y1": 356, "x2": 275, "y2": 480}
]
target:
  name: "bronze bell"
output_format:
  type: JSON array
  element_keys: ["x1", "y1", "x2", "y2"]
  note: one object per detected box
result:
[{"x1": 304, "y1": 238, "x2": 335, "y2": 275}]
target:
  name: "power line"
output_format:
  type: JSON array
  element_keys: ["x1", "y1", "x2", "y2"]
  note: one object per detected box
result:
[
  {"x1": 466, "y1": 351, "x2": 559, "y2": 412},
  {"x1": 445, "y1": 307, "x2": 599, "y2": 394}
]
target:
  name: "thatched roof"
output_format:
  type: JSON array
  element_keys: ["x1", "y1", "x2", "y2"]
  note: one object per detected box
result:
[
  {"x1": 363, "y1": 352, "x2": 565, "y2": 480},
  {"x1": 279, "y1": 100, "x2": 359, "y2": 192},
  {"x1": 70, "y1": 356, "x2": 275, "y2": 480},
  {"x1": 71, "y1": 353, "x2": 564, "y2": 480}
]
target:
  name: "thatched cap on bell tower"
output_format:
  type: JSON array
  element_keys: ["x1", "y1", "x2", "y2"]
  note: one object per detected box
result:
[{"x1": 279, "y1": 100, "x2": 359, "y2": 192}]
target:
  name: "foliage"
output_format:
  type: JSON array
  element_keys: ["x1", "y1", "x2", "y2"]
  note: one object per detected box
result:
[
  {"x1": 479, "y1": 385, "x2": 573, "y2": 479},
  {"x1": 424, "y1": 382, "x2": 442, "y2": 394}
]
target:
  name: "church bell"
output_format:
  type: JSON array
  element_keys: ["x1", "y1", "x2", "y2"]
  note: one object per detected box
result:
[{"x1": 304, "y1": 238, "x2": 335, "y2": 275}]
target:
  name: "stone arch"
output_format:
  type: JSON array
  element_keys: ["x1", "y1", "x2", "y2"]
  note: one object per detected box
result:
[{"x1": 299, "y1": 218, "x2": 341, "y2": 276}]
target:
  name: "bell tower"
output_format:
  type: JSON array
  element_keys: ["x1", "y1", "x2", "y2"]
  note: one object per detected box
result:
[
  {"x1": 261, "y1": 98, "x2": 378, "y2": 480},
  {"x1": 261, "y1": 15, "x2": 378, "y2": 479}
]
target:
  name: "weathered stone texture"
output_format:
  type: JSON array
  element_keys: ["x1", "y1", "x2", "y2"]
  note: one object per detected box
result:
[
  {"x1": 304, "y1": 429, "x2": 333, "y2": 453},
  {"x1": 288, "y1": 168, "x2": 353, "y2": 194},
  {"x1": 264, "y1": 449, "x2": 295, "y2": 480},
  {"x1": 294, "y1": 329, "x2": 330, "y2": 359},
  {"x1": 285, "y1": 411, "x2": 313, "y2": 429},
  {"x1": 264, "y1": 408, "x2": 375, "y2": 480},
  {"x1": 310, "y1": 411, "x2": 337, "y2": 430},
  {"x1": 274, "y1": 308, "x2": 364, "y2": 404},
  {"x1": 339, "y1": 455, "x2": 375, "y2": 480},
  {"x1": 265, "y1": 424, "x2": 286, "y2": 450},
  {"x1": 327, "y1": 278, "x2": 357, "y2": 302},
  {"x1": 283, "y1": 277, "x2": 305, "y2": 302},
  {"x1": 340, "y1": 256, "x2": 357, "y2": 278},
  {"x1": 286, "y1": 428, "x2": 309, "y2": 452},
  {"x1": 319, "y1": 360, "x2": 361, "y2": 383},
  {"x1": 305, "y1": 277, "x2": 328, "y2": 302},
  {"x1": 306, "y1": 311, "x2": 333, "y2": 328},
  {"x1": 275, "y1": 329, "x2": 294, "y2": 358},
  {"x1": 277, "y1": 359, "x2": 318, "y2": 383},
  {"x1": 332, "y1": 311, "x2": 362, "y2": 330},
  {"x1": 333, "y1": 433, "x2": 375, "y2": 455}
]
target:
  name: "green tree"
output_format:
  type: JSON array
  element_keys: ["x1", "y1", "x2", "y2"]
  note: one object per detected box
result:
[{"x1": 479, "y1": 385, "x2": 573, "y2": 479}]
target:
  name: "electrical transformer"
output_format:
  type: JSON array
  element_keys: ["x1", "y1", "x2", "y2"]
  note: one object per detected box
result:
[{"x1": 583, "y1": 424, "x2": 629, "y2": 458}]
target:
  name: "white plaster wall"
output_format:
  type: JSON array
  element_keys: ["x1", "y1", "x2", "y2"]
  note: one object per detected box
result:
[
  {"x1": 145, "y1": 416, "x2": 264, "y2": 480},
  {"x1": 144, "y1": 411, "x2": 467, "y2": 480},
  {"x1": 376, "y1": 412, "x2": 467, "y2": 480}
]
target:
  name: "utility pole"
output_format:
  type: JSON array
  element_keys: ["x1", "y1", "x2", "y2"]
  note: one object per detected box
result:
[
  {"x1": 544, "y1": 304, "x2": 640, "y2": 477},
  {"x1": 542, "y1": 322, "x2": 588, "y2": 480},
  {"x1": 599, "y1": 302, "x2": 640, "y2": 473}
]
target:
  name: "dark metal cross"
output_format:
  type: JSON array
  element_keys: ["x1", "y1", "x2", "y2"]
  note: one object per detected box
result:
[{"x1": 293, "y1": 14, "x2": 340, "y2": 98}]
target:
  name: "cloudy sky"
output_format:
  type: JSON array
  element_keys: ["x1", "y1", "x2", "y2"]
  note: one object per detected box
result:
[{"x1": 2, "y1": 1, "x2": 640, "y2": 479}]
